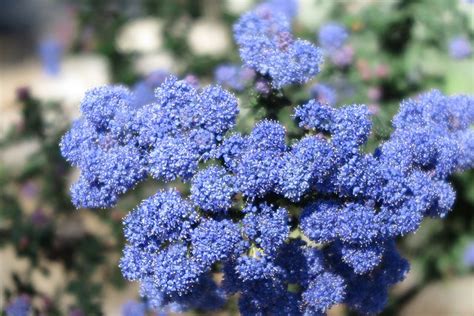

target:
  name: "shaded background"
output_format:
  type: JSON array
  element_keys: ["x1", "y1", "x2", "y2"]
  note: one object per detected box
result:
[{"x1": 0, "y1": 0, "x2": 473, "y2": 315}]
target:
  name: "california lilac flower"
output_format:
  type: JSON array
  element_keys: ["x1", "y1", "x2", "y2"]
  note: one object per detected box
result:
[
  {"x1": 62, "y1": 80, "x2": 472, "y2": 314},
  {"x1": 234, "y1": 8, "x2": 322, "y2": 88},
  {"x1": 59, "y1": 86, "x2": 144, "y2": 208},
  {"x1": 60, "y1": 76, "x2": 238, "y2": 208},
  {"x1": 463, "y1": 242, "x2": 474, "y2": 267},
  {"x1": 191, "y1": 166, "x2": 235, "y2": 212},
  {"x1": 214, "y1": 64, "x2": 255, "y2": 91},
  {"x1": 5, "y1": 296, "x2": 31, "y2": 316},
  {"x1": 318, "y1": 23, "x2": 348, "y2": 52},
  {"x1": 61, "y1": 2, "x2": 474, "y2": 314},
  {"x1": 302, "y1": 272, "x2": 346, "y2": 314},
  {"x1": 310, "y1": 83, "x2": 338, "y2": 106},
  {"x1": 38, "y1": 38, "x2": 63, "y2": 75},
  {"x1": 449, "y1": 36, "x2": 472, "y2": 59}
]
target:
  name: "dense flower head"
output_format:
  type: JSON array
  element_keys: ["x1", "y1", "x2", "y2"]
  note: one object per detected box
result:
[
  {"x1": 190, "y1": 218, "x2": 244, "y2": 267},
  {"x1": 384, "y1": 90, "x2": 474, "y2": 176},
  {"x1": 60, "y1": 86, "x2": 146, "y2": 208},
  {"x1": 294, "y1": 99, "x2": 335, "y2": 131},
  {"x1": 236, "y1": 254, "x2": 283, "y2": 281},
  {"x1": 237, "y1": 278, "x2": 300, "y2": 316},
  {"x1": 332, "y1": 105, "x2": 372, "y2": 158},
  {"x1": 63, "y1": 77, "x2": 473, "y2": 314},
  {"x1": 60, "y1": 2, "x2": 474, "y2": 313},
  {"x1": 61, "y1": 76, "x2": 238, "y2": 208},
  {"x1": 340, "y1": 242, "x2": 384, "y2": 274},
  {"x1": 242, "y1": 203, "x2": 289, "y2": 254},
  {"x1": 191, "y1": 166, "x2": 235, "y2": 212},
  {"x1": 277, "y1": 135, "x2": 334, "y2": 201},
  {"x1": 234, "y1": 8, "x2": 322, "y2": 88},
  {"x1": 449, "y1": 36, "x2": 472, "y2": 59},
  {"x1": 122, "y1": 189, "x2": 197, "y2": 248},
  {"x1": 301, "y1": 200, "x2": 340, "y2": 243},
  {"x1": 302, "y1": 272, "x2": 346, "y2": 313},
  {"x1": 221, "y1": 120, "x2": 288, "y2": 198}
]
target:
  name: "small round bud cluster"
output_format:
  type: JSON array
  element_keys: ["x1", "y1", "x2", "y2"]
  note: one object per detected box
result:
[{"x1": 234, "y1": 7, "x2": 322, "y2": 88}]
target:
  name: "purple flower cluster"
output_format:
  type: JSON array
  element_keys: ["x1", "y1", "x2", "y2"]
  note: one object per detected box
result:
[
  {"x1": 60, "y1": 76, "x2": 238, "y2": 208},
  {"x1": 60, "y1": 3, "x2": 474, "y2": 316},
  {"x1": 234, "y1": 6, "x2": 322, "y2": 88},
  {"x1": 62, "y1": 76, "x2": 474, "y2": 314}
]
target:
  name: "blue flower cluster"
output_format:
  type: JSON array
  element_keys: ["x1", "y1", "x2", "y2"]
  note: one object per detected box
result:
[
  {"x1": 60, "y1": 76, "x2": 238, "y2": 208},
  {"x1": 63, "y1": 80, "x2": 473, "y2": 314},
  {"x1": 233, "y1": 5, "x2": 322, "y2": 88},
  {"x1": 60, "y1": 86, "x2": 146, "y2": 208},
  {"x1": 61, "y1": 2, "x2": 474, "y2": 315}
]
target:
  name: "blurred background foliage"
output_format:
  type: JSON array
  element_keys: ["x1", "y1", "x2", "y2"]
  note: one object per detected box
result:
[{"x1": 0, "y1": 0, "x2": 473, "y2": 315}]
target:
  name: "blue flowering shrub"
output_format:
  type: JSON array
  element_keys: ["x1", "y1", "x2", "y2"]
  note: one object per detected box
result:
[{"x1": 60, "y1": 2, "x2": 474, "y2": 315}]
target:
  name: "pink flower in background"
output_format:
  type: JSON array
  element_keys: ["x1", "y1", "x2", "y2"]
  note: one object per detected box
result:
[
  {"x1": 367, "y1": 87, "x2": 382, "y2": 101},
  {"x1": 356, "y1": 59, "x2": 372, "y2": 80},
  {"x1": 368, "y1": 104, "x2": 381, "y2": 115},
  {"x1": 330, "y1": 45, "x2": 354, "y2": 67},
  {"x1": 375, "y1": 64, "x2": 390, "y2": 78}
]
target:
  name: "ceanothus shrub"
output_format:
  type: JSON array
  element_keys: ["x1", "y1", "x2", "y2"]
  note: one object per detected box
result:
[{"x1": 60, "y1": 1, "x2": 474, "y2": 315}]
